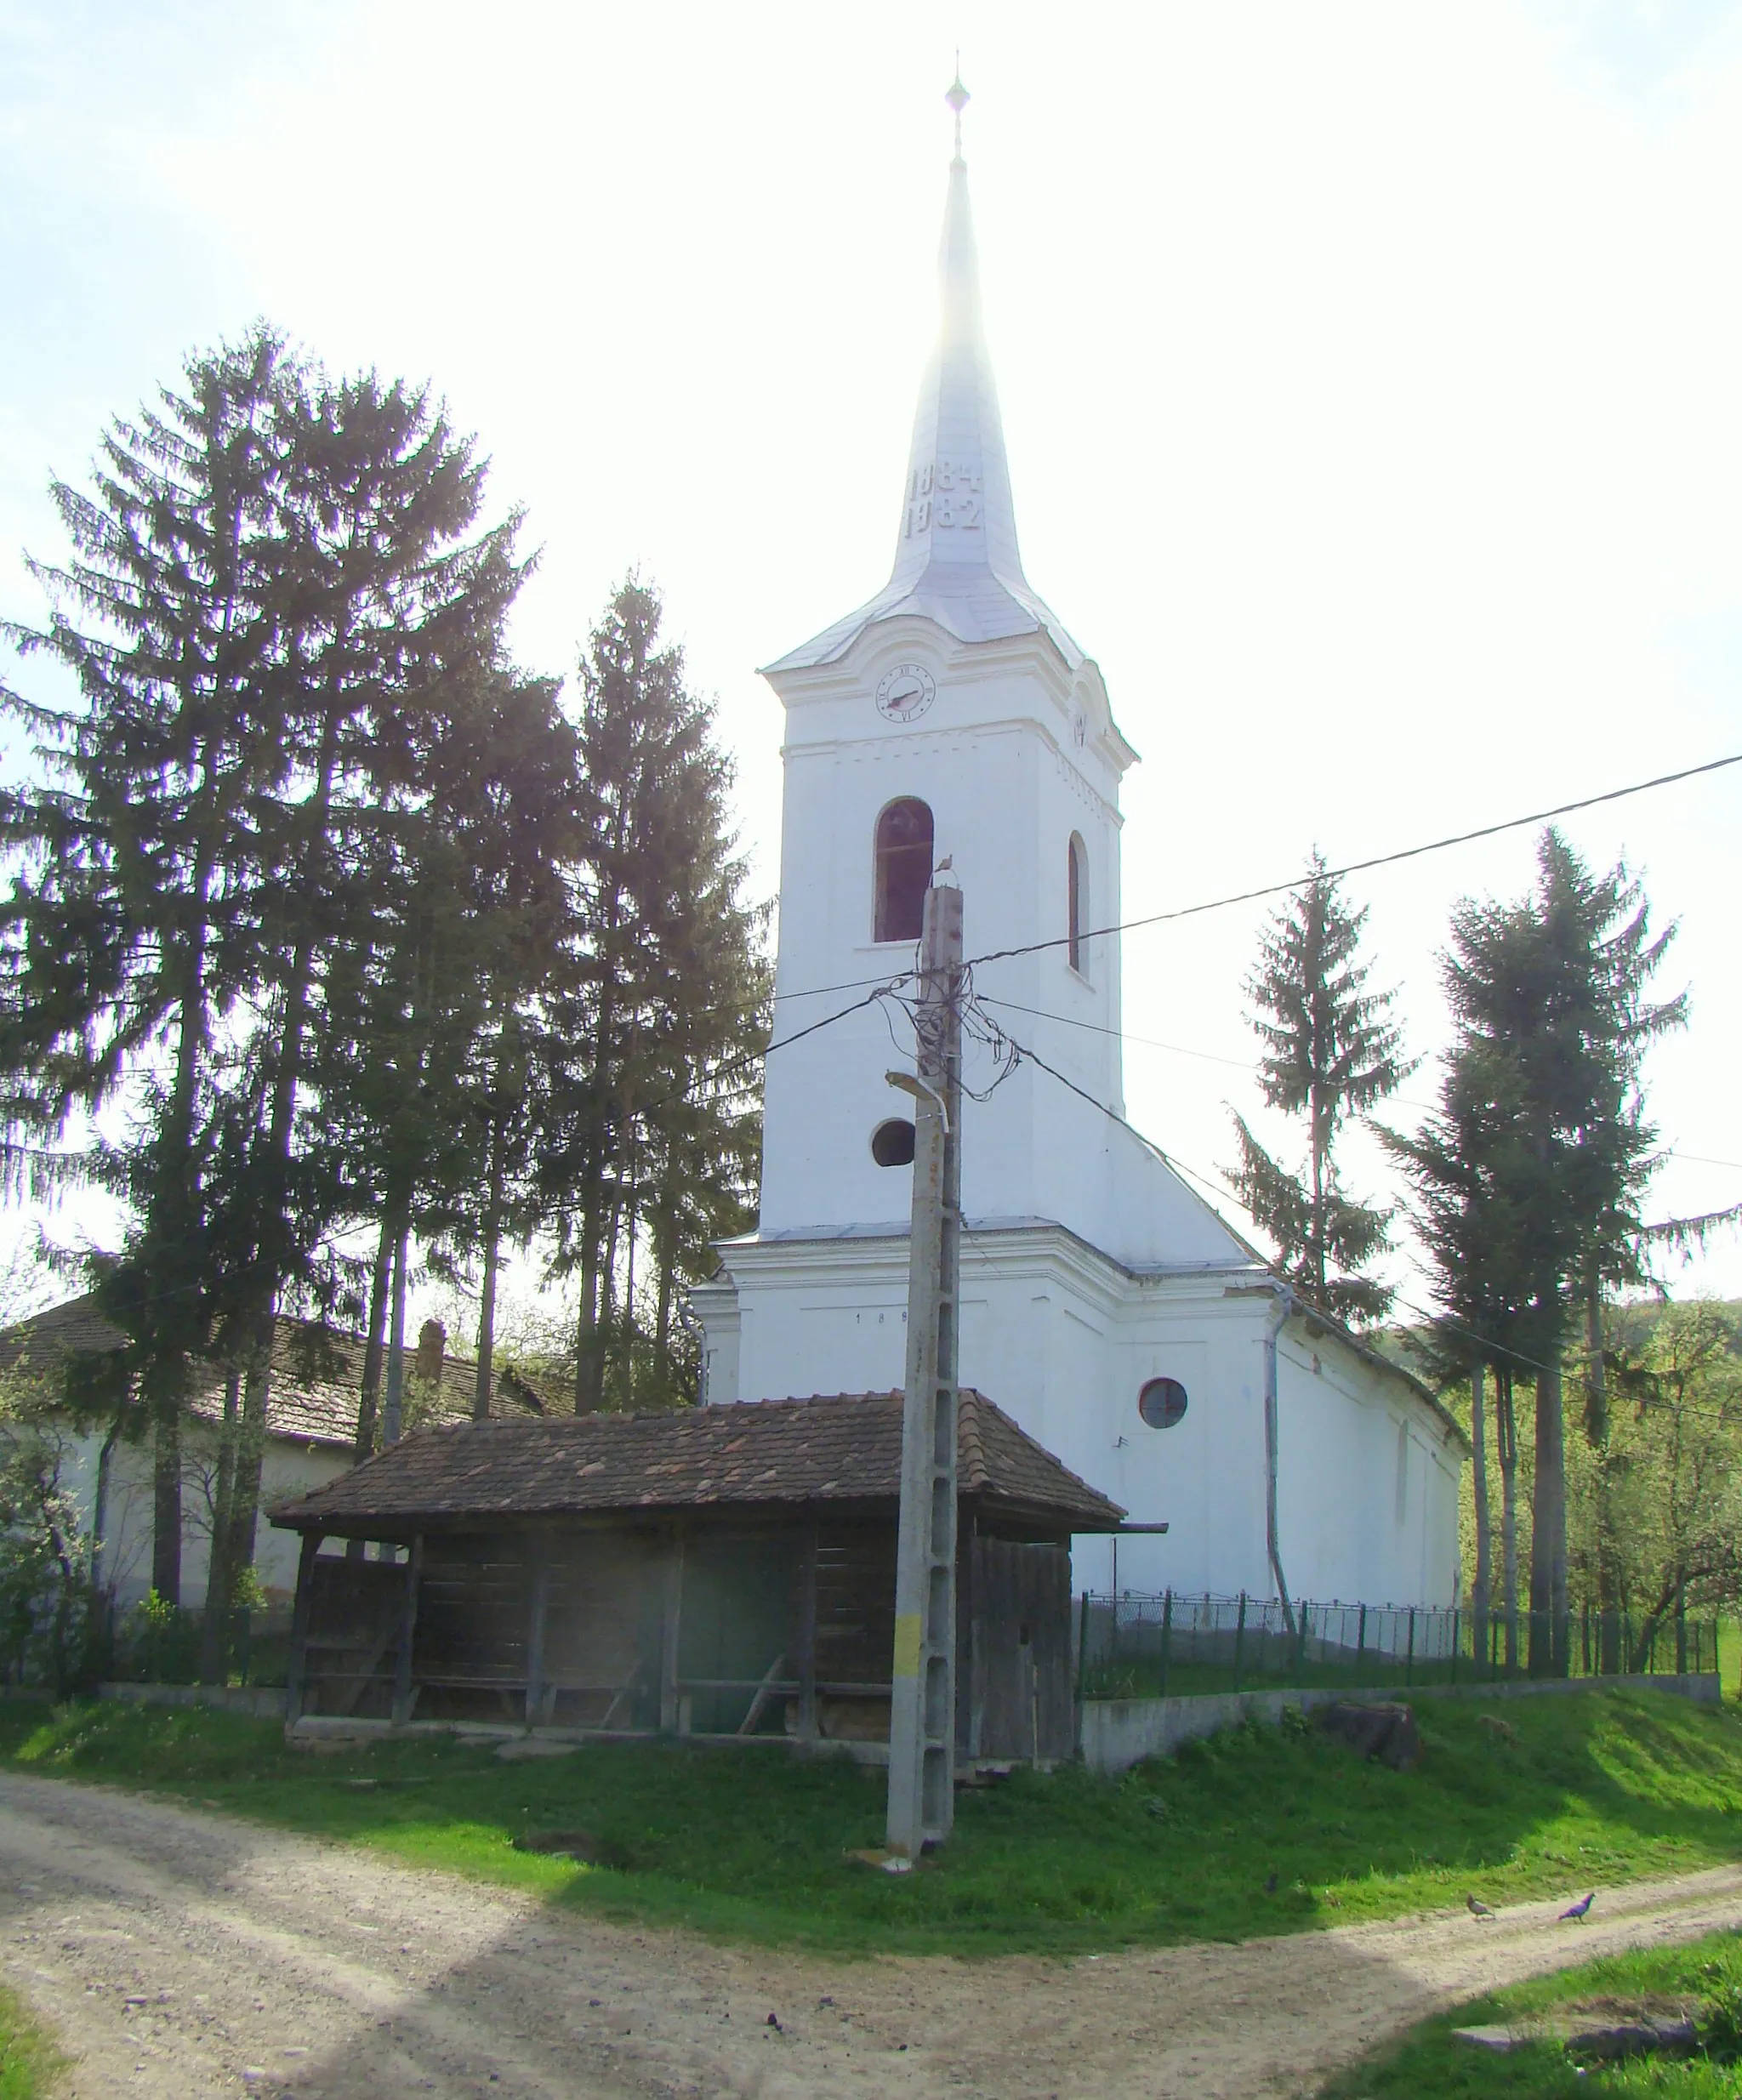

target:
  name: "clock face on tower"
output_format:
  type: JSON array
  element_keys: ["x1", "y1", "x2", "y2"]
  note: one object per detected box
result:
[{"x1": 874, "y1": 663, "x2": 936, "y2": 723}]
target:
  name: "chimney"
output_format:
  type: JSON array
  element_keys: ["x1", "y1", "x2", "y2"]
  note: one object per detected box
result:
[{"x1": 413, "y1": 1318, "x2": 447, "y2": 1386}]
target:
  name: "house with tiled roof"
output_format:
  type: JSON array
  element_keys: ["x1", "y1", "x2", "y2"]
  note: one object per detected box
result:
[{"x1": 0, "y1": 1293, "x2": 543, "y2": 1610}]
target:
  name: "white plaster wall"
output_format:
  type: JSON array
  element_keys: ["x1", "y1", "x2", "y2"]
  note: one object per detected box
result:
[{"x1": 44, "y1": 1427, "x2": 352, "y2": 1611}]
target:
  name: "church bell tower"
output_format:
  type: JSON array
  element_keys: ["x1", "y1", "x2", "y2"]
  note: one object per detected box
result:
[
  {"x1": 695, "y1": 75, "x2": 1252, "y2": 1448},
  {"x1": 754, "y1": 82, "x2": 1148, "y2": 1250}
]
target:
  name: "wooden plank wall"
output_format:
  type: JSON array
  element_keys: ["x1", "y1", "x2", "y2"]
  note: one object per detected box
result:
[
  {"x1": 299, "y1": 1557, "x2": 407, "y2": 1719},
  {"x1": 538, "y1": 1529, "x2": 662, "y2": 1729},
  {"x1": 810, "y1": 1520, "x2": 897, "y2": 1741},
  {"x1": 291, "y1": 1512, "x2": 1074, "y2": 1761},
  {"x1": 965, "y1": 1535, "x2": 1075, "y2": 1761},
  {"x1": 412, "y1": 1534, "x2": 532, "y2": 1722}
]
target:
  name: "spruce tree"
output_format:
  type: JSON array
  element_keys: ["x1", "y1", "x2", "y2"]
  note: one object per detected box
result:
[
  {"x1": 538, "y1": 581, "x2": 768, "y2": 1413},
  {"x1": 0, "y1": 333, "x2": 532, "y2": 1661},
  {"x1": 1386, "y1": 828, "x2": 1682, "y2": 1674},
  {"x1": 1225, "y1": 852, "x2": 1410, "y2": 1324},
  {"x1": 196, "y1": 365, "x2": 529, "y2": 1665},
  {"x1": 0, "y1": 327, "x2": 304, "y2": 1603}
]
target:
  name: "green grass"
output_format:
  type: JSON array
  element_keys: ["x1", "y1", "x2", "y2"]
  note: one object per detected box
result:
[
  {"x1": 0, "y1": 1983, "x2": 62, "y2": 2100},
  {"x1": 1319, "y1": 1926, "x2": 1742, "y2": 2097},
  {"x1": 5, "y1": 1689, "x2": 1742, "y2": 1956}
]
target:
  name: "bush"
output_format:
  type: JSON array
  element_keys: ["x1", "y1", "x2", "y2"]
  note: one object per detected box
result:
[{"x1": 0, "y1": 1431, "x2": 104, "y2": 1696}]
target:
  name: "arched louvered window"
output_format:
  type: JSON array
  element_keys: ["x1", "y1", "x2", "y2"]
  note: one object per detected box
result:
[
  {"x1": 1067, "y1": 832, "x2": 1089, "y2": 974},
  {"x1": 874, "y1": 798, "x2": 933, "y2": 943}
]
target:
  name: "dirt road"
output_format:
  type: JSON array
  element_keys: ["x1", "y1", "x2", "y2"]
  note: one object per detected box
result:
[{"x1": 5, "y1": 1773, "x2": 1742, "y2": 2099}]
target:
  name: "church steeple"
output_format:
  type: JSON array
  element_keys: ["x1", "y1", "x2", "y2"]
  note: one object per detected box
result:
[{"x1": 768, "y1": 77, "x2": 1083, "y2": 674}]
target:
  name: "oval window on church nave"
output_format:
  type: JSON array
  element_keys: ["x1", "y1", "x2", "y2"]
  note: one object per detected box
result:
[{"x1": 1137, "y1": 1376, "x2": 1188, "y2": 1430}]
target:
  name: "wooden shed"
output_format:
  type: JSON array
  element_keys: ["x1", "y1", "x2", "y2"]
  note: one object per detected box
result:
[{"x1": 268, "y1": 1391, "x2": 1124, "y2": 1764}]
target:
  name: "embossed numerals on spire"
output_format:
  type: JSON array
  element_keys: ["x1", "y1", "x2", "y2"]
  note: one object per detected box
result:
[{"x1": 904, "y1": 459, "x2": 984, "y2": 538}]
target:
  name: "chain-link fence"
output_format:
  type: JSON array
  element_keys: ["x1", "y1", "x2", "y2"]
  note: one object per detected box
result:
[{"x1": 1077, "y1": 1591, "x2": 1722, "y2": 1703}]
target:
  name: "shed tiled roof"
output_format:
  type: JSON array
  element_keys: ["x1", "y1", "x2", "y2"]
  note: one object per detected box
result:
[
  {"x1": 268, "y1": 1391, "x2": 1125, "y2": 1533},
  {"x1": 0, "y1": 1292, "x2": 542, "y2": 1449}
]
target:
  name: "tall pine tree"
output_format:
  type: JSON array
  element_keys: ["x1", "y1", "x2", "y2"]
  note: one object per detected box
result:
[
  {"x1": 1225, "y1": 852, "x2": 1410, "y2": 1324},
  {"x1": 537, "y1": 581, "x2": 768, "y2": 1413},
  {"x1": 1386, "y1": 828, "x2": 1682, "y2": 1673},
  {"x1": 0, "y1": 327, "x2": 304, "y2": 1603}
]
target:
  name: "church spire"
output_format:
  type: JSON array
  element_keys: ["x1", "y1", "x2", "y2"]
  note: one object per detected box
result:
[{"x1": 767, "y1": 75, "x2": 1082, "y2": 674}]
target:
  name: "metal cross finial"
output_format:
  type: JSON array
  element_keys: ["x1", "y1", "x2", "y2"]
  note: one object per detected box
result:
[{"x1": 946, "y1": 60, "x2": 970, "y2": 166}]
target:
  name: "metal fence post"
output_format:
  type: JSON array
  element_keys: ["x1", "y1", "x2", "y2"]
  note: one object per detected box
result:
[
  {"x1": 1405, "y1": 1608, "x2": 1416, "y2": 1687},
  {"x1": 1232, "y1": 1592, "x2": 1248, "y2": 1693},
  {"x1": 1450, "y1": 1608, "x2": 1460, "y2": 1685},
  {"x1": 1076, "y1": 1591, "x2": 1090, "y2": 1708},
  {"x1": 1295, "y1": 1598, "x2": 1310, "y2": 1675},
  {"x1": 1159, "y1": 1590, "x2": 1173, "y2": 1700},
  {"x1": 1356, "y1": 1602, "x2": 1367, "y2": 1676}
]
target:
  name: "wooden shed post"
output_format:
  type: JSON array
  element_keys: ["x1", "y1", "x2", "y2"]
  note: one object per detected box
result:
[
  {"x1": 390, "y1": 1535, "x2": 424, "y2": 1728},
  {"x1": 658, "y1": 1524, "x2": 686, "y2": 1734},
  {"x1": 525, "y1": 1534, "x2": 553, "y2": 1730},
  {"x1": 284, "y1": 1529, "x2": 322, "y2": 1725},
  {"x1": 796, "y1": 1512, "x2": 819, "y2": 1742}
]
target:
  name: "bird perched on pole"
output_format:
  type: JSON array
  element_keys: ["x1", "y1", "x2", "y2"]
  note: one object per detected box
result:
[
  {"x1": 1466, "y1": 1894, "x2": 1496, "y2": 1920},
  {"x1": 1560, "y1": 1892, "x2": 1597, "y2": 1922}
]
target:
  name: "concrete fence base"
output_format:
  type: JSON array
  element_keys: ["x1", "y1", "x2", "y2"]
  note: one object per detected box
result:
[
  {"x1": 1079, "y1": 1670, "x2": 1723, "y2": 1776},
  {"x1": 99, "y1": 1681, "x2": 288, "y2": 1721},
  {"x1": 93, "y1": 1673, "x2": 1726, "y2": 1782}
]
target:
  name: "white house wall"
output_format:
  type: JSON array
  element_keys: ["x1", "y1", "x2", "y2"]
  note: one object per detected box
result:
[{"x1": 46, "y1": 1426, "x2": 353, "y2": 1612}]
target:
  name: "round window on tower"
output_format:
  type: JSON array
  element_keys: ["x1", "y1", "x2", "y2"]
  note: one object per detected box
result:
[
  {"x1": 1138, "y1": 1377, "x2": 1188, "y2": 1430},
  {"x1": 871, "y1": 1118, "x2": 917, "y2": 1167}
]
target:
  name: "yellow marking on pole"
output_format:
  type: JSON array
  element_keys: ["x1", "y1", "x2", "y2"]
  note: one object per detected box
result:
[{"x1": 892, "y1": 1613, "x2": 923, "y2": 1679}]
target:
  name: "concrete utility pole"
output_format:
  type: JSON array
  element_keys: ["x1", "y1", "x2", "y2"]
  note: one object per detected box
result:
[{"x1": 885, "y1": 879, "x2": 964, "y2": 1858}]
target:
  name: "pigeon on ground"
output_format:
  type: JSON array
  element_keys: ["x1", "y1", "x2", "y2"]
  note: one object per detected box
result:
[
  {"x1": 1466, "y1": 1894, "x2": 1496, "y2": 1920},
  {"x1": 1560, "y1": 1892, "x2": 1597, "y2": 1921}
]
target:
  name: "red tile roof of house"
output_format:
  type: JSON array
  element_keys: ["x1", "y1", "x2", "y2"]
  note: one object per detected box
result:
[{"x1": 0, "y1": 1292, "x2": 543, "y2": 1450}]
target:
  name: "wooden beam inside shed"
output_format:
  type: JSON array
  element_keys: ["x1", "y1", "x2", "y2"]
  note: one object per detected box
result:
[
  {"x1": 285, "y1": 1529, "x2": 322, "y2": 1725},
  {"x1": 524, "y1": 1534, "x2": 553, "y2": 1728},
  {"x1": 796, "y1": 1512, "x2": 819, "y2": 1742},
  {"x1": 390, "y1": 1535, "x2": 424, "y2": 1727},
  {"x1": 658, "y1": 1522, "x2": 686, "y2": 1734}
]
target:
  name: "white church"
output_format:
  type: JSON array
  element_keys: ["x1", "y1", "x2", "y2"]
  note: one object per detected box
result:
[{"x1": 693, "y1": 98, "x2": 1464, "y2": 1612}]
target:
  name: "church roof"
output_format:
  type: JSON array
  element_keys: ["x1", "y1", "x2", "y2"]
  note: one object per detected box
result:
[
  {"x1": 268, "y1": 1390, "x2": 1126, "y2": 1534},
  {"x1": 766, "y1": 122, "x2": 1084, "y2": 675}
]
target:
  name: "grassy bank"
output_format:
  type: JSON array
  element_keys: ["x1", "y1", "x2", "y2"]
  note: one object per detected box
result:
[
  {"x1": 0, "y1": 1984, "x2": 62, "y2": 2100},
  {"x1": 4, "y1": 1688, "x2": 1742, "y2": 1957},
  {"x1": 1319, "y1": 1926, "x2": 1742, "y2": 2097}
]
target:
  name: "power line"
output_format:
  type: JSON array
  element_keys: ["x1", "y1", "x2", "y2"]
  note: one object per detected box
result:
[
  {"x1": 976, "y1": 993, "x2": 1741, "y2": 1186},
  {"x1": 1394, "y1": 1295, "x2": 1742, "y2": 1426},
  {"x1": 773, "y1": 966, "x2": 919, "y2": 1003},
  {"x1": 983, "y1": 1015, "x2": 1261, "y2": 1241},
  {"x1": 964, "y1": 748, "x2": 1742, "y2": 973}
]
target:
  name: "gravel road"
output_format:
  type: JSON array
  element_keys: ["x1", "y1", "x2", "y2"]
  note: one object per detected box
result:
[{"x1": 4, "y1": 1771, "x2": 1742, "y2": 2099}]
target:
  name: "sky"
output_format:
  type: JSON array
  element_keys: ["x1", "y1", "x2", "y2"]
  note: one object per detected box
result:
[{"x1": 2, "y1": 0, "x2": 1739, "y2": 1333}]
